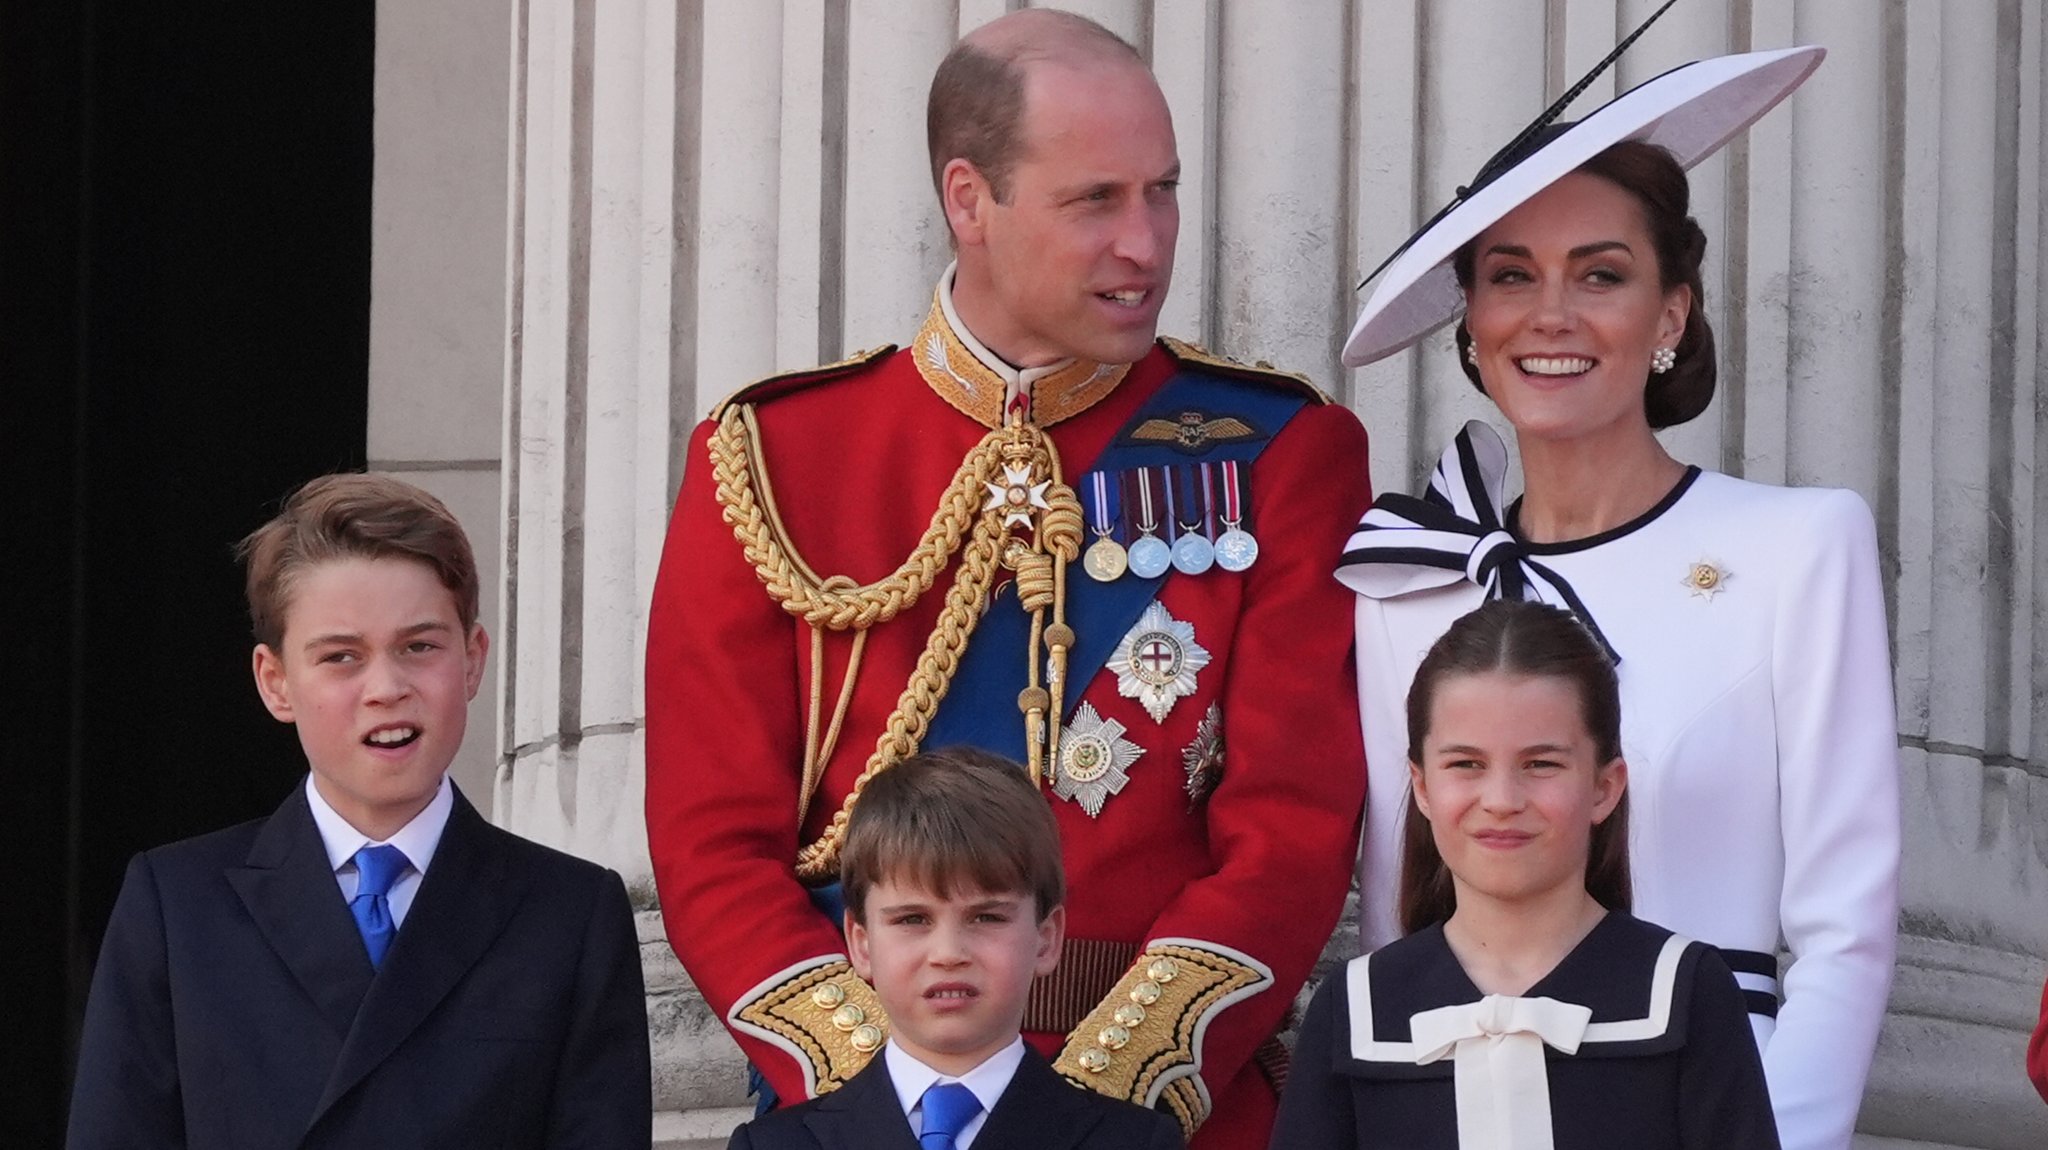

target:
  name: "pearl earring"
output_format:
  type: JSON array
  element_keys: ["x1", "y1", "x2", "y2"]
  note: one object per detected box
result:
[
  {"x1": 1465, "y1": 342, "x2": 1479, "y2": 367},
  {"x1": 1650, "y1": 346, "x2": 1677, "y2": 374}
]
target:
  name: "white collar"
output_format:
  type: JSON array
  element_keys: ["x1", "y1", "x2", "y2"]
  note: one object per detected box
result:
[
  {"x1": 884, "y1": 1036, "x2": 1026, "y2": 1122},
  {"x1": 937, "y1": 262, "x2": 1078, "y2": 411},
  {"x1": 304, "y1": 772, "x2": 454, "y2": 876}
]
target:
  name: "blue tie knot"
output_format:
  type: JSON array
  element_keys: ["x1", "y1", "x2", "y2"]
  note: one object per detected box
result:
[
  {"x1": 353, "y1": 844, "x2": 411, "y2": 898},
  {"x1": 919, "y1": 1081, "x2": 982, "y2": 1150}
]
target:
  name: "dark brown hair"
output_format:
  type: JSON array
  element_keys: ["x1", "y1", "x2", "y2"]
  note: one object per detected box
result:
[
  {"x1": 926, "y1": 11, "x2": 1141, "y2": 205},
  {"x1": 236, "y1": 473, "x2": 480, "y2": 652},
  {"x1": 1398, "y1": 599, "x2": 1631, "y2": 934},
  {"x1": 1452, "y1": 139, "x2": 1717, "y2": 429},
  {"x1": 840, "y1": 746, "x2": 1065, "y2": 923}
]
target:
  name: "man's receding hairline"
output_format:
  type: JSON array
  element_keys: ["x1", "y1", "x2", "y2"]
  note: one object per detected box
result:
[{"x1": 958, "y1": 8, "x2": 1143, "y2": 67}]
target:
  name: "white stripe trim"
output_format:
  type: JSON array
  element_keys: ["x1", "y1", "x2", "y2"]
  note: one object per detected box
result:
[
  {"x1": 725, "y1": 953, "x2": 849, "y2": 1099},
  {"x1": 1732, "y1": 970, "x2": 1780, "y2": 994},
  {"x1": 1140, "y1": 938, "x2": 1275, "y2": 1110},
  {"x1": 1348, "y1": 934, "x2": 1692, "y2": 1062}
]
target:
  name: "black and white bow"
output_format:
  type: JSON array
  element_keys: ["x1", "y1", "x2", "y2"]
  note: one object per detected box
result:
[{"x1": 1335, "y1": 421, "x2": 1618, "y2": 663}]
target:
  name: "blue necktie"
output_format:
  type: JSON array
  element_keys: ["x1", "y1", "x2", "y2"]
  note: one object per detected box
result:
[
  {"x1": 919, "y1": 1082, "x2": 982, "y2": 1150},
  {"x1": 349, "y1": 844, "x2": 410, "y2": 970}
]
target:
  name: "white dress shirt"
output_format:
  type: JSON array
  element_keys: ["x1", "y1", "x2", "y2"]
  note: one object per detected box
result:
[
  {"x1": 304, "y1": 773, "x2": 454, "y2": 929},
  {"x1": 883, "y1": 1037, "x2": 1026, "y2": 1149}
]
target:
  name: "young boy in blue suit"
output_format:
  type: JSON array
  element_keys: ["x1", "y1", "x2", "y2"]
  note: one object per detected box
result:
[
  {"x1": 68, "y1": 474, "x2": 651, "y2": 1149},
  {"x1": 726, "y1": 746, "x2": 1182, "y2": 1150}
]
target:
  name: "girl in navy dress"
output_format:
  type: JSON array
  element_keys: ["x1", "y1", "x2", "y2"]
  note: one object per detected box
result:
[{"x1": 1271, "y1": 600, "x2": 1776, "y2": 1149}]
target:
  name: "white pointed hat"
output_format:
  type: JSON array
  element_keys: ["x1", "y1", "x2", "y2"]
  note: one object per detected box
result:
[{"x1": 1342, "y1": 43, "x2": 1825, "y2": 368}]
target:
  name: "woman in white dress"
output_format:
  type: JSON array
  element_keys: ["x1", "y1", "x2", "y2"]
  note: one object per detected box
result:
[{"x1": 1334, "y1": 45, "x2": 1899, "y2": 1150}]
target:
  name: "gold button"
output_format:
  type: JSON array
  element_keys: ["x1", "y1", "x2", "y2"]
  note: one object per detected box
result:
[
  {"x1": 1130, "y1": 980, "x2": 1162, "y2": 1006},
  {"x1": 1098, "y1": 1024, "x2": 1131, "y2": 1050},
  {"x1": 1689, "y1": 563, "x2": 1720, "y2": 589},
  {"x1": 811, "y1": 982, "x2": 847, "y2": 1010},
  {"x1": 1147, "y1": 957, "x2": 1180, "y2": 983},
  {"x1": 1114, "y1": 1003, "x2": 1147, "y2": 1028},
  {"x1": 850, "y1": 1024, "x2": 884, "y2": 1053},
  {"x1": 831, "y1": 1003, "x2": 865, "y2": 1032},
  {"x1": 1078, "y1": 1047, "x2": 1112, "y2": 1074}
]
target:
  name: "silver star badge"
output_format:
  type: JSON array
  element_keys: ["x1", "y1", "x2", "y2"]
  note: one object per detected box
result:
[
  {"x1": 984, "y1": 463, "x2": 1052, "y2": 529},
  {"x1": 1053, "y1": 703, "x2": 1144, "y2": 817},
  {"x1": 1108, "y1": 601, "x2": 1212, "y2": 723}
]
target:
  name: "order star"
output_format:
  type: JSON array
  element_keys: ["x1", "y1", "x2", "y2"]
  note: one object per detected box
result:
[{"x1": 985, "y1": 463, "x2": 1051, "y2": 529}]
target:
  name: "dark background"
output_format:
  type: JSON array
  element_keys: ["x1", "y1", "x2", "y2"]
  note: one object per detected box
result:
[{"x1": 2, "y1": 1, "x2": 374, "y2": 1140}]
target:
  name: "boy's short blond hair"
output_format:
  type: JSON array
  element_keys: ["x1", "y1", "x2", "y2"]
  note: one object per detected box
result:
[
  {"x1": 840, "y1": 746, "x2": 1065, "y2": 922},
  {"x1": 236, "y1": 473, "x2": 480, "y2": 651}
]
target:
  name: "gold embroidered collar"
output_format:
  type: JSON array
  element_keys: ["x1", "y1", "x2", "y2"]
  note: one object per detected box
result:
[{"x1": 913, "y1": 275, "x2": 1130, "y2": 428}]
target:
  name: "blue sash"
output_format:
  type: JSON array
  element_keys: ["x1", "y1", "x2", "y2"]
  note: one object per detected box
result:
[{"x1": 921, "y1": 370, "x2": 1312, "y2": 754}]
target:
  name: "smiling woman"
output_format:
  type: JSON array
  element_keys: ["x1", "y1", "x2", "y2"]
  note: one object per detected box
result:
[{"x1": 1336, "y1": 45, "x2": 1900, "y2": 1150}]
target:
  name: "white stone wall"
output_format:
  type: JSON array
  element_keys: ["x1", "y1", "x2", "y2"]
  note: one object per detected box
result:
[
  {"x1": 374, "y1": 1, "x2": 2048, "y2": 1147},
  {"x1": 367, "y1": 0, "x2": 513, "y2": 815}
]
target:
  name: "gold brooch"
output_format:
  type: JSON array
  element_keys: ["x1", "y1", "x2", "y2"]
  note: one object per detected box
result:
[{"x1": 1682, "y1": 560, "x2": 1732, "y2": 601}]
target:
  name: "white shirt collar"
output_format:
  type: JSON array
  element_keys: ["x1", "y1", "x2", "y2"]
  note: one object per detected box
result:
[
  {"x1": 884, "y1": 1036, "x2": 1026, "y2": 1125},
  {"x1": 937, "y1": 262, "x2": 1077, "y2": 414},
  {"x1": 304, "y1": 772, "x2": 454, "y2": 876}
]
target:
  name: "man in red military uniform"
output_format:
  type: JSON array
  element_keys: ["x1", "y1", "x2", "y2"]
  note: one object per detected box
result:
[{"x1": 645, "y1": 11, "x2": 1370, "y2": 1148}]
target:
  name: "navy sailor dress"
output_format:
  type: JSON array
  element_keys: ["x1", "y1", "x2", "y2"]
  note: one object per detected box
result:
[{"x1": 1270, "y1": 913, "x2": 1778, "y2": 1150}]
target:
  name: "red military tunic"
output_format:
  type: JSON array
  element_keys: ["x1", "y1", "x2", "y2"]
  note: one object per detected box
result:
[{"x1": 646, "y1": 282, "x2": 1370, "y2": 1149}]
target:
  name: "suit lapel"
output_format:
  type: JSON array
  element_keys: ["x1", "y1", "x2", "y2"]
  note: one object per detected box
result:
[
  {"x1": 307, "y1": 788, "x2": 534, "y2": 1128},
  {"x1": 804, "y1": 1057, "x2": 921, "y2": 1150},
  {"x1": 225, "y1": 786, "x2": 374, "y2": 1039},
  {"x1": 971, "y1": 1050, "x2": 1104, "y2": 1150}
]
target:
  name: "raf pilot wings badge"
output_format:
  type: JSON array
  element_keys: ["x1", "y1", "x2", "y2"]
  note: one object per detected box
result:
[{"x1": 1123, "y1": 410, "x2": 1265, "y2": 454}]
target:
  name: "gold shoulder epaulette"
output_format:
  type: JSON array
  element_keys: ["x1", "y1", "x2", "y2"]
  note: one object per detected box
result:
[
  {"x1": 1158, "y1": 336, "x2": 1332, "y2": 405},
  {"x1": 710, "y1": 345, "x2": 898, "y2": 421}
]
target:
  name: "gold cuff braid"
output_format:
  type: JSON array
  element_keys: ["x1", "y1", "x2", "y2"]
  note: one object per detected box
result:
[
  {"x1": 731, "y1": 960, "x2": 888, "y2": 1095},
  {"x1": 1051, "y1": 943, "x2": 1273, "y2": 1139}
]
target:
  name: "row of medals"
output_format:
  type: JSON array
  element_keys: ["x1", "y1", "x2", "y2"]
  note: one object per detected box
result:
[{"x1": 1083, "y1": 520, "x2": 1259, "y2": 581}]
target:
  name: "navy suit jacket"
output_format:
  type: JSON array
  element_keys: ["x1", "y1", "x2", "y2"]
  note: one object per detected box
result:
[
  {"x1": 725, "y1": 1046, "x2": 1184, "y2": 1150},
  {"x1": 67, "y1": 782, "x2": 651, "y2": 1149}
]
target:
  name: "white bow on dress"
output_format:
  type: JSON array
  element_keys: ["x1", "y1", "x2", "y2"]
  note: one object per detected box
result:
[{"x1": 1409, "y1": 993, "x2": 1594, "y2": 1150}]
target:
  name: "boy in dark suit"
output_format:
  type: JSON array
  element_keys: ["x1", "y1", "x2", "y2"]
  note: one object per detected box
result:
[
  {"x1": 68, "y1": 474, "x2": 651, "y2": 1149},
  {"x1": 726, "y1": 746, "x2": 1182, "y2": 1150}
]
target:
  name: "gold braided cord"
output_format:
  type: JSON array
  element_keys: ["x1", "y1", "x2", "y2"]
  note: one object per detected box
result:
[
  {"x1": 796, "y1": 623, "x2": 867, "y2": 827},
  {"x1": 710, "y1": 398, "x2": 1077, "y2": 881},
  {"x1": 795, "y1": 521, "x2": 1008, "y2": 879},
  {"x1": 710, "y1": 404, "x2": 1007, "y2": 631}
]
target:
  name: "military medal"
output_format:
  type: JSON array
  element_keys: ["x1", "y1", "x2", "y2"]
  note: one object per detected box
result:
[
  {"x1": 1053, "y1": 702, "x2": 1145, "y2": 816},
  {"x1": 1126, "y1": 469, "x2": 1171, "y2": 579},
  {"x1": 1181, "y1": 702, "x2": 1224, "y2": 809},
  {"x1": 1214, "y1": 460, "x2": 1258, "y2": 572},
  {"x1": 1083, "y1": 471, "x2": 1128, "y2": 582},
  {"x1": 1109, "y1": 600, "x2": 1212, "y2": 723},
  {"x1": 1167, "y1": 465, "x2": 1215, "y2": 575},
  {"x1": 984, "y1": 462, "x2": 1052, "y2": 530}
]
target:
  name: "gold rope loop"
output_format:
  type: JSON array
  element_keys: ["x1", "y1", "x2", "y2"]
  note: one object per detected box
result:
[
  {"x1": 709, "y1": 405, "x2": 1007, "y2": 631},
  {"x1": 1013, "y1": 551, "x2": 1056, "y2": 611},
  {"x1": 711, "y1": 401, "x2": 1080, "y2": 880}
]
